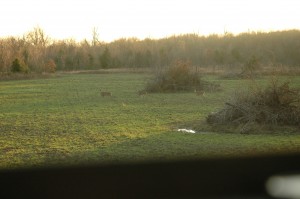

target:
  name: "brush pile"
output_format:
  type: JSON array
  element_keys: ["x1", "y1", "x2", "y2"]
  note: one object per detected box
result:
[
  {"x1": 207, "y1": 79, "x2": 300, "y2": 132},
  {"x1": 145, "y1": 61, "x2": 221, "y2": 93}
]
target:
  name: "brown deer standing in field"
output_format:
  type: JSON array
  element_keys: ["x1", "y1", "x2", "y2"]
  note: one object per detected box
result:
[
  {"x1": 100, "y1": 90, "x2": 112, "y2": 97},
  {"x1": 138, "y1": 90, "x2": 147, "y2": 96},
  {"x1": 194, "y1": 89, "x2": 205, "y2": 96}
]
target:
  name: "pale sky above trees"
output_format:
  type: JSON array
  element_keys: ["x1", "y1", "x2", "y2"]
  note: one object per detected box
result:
[{"x1": 1, "y1": 0, "x2": 300, "y2": 42}]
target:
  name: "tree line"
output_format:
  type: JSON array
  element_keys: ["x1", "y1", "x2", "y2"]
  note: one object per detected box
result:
[{"x1": 1, "y1": 27, "x2": 300, "y2": 74}]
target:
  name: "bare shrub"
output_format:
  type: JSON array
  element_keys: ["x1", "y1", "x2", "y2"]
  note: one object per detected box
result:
[
  {"x1": 207, "y1": 78, "x2": 300, "y2": 133},
  {"x1": 240, "y1": 55, "x2": 261, "y2": 78},
  {"x1": 220, "y1": 56, "x2": 262, "y2": 80},
  {"x1": 44, "y1": 59, "x2": 57, "y2": 73},
  {"x1": 145, "y1": 60, "x2": 220, "y2": 93}
]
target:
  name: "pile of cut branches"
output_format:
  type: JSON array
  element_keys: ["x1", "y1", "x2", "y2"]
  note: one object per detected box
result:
[{"x1": 207, "y1": 79, "x2": 300, "y2": 132}]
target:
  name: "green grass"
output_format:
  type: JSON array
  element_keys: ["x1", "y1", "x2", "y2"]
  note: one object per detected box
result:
[{"x1": 0, "y1": 73, "x2": 300, "y2": 169}]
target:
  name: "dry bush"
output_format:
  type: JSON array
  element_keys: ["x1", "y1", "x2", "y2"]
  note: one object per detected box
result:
[
  {"x1": 220, "y1": 56, "x2": 262, "y2": 80},
  {"x1": 207, "y1": 78, "x2": 300, "y2": 133},
  {"x1": 44, "y1": 59, "x2": 57, "y2": 73},
  {"x1": 145, "y1": 61, "x2": 221, "y2": 93}
]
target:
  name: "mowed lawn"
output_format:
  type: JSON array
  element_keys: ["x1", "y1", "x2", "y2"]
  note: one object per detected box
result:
[{"x1": 1, "y1": 72, "x2": 300, "y2": 169}]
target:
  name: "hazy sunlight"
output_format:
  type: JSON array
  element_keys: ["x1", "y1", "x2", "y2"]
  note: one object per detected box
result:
[{"x1": 1, "y1": 0, "x2": 300, "y2": 42}]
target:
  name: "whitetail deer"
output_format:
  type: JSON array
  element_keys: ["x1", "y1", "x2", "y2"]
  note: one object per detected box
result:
[
  {"x1": 138, "y1": 90, "x2": 147, "y2": 96},
  {"x1": 100, "y1": 90, "x2": 112, "y2": 97},
  {"x1": 194, "y1": 89, "x2": 205, "y2": 96}
]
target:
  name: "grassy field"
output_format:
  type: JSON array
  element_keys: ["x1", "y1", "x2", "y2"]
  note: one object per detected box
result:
[{"x1": 1, "y1": 72, "x2": 300, "y2": 169}]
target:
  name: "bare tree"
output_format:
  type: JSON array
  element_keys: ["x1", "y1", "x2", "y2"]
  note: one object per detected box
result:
[
  {"x1": 25, "y1": 26, "x2": 49, "y2": 47},
  {"x1": 24, "y1": 26, "x2": 50, "y2": 71},
  {"x1": 92, "y1": 27, "x2": 100, "y2": 47}
]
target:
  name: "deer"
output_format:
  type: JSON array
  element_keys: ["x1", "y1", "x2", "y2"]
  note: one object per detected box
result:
[
  {"x1": 100, "y1": 90, "x2": 112, "y2": 97},
  {"x1": 194, "y1": 89, "x2": 205, "y2": 96}
]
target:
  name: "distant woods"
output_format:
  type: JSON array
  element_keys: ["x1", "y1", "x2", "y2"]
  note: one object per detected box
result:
[{"x1": 1, "y1": 27, "x2": 300, "y2": 74}]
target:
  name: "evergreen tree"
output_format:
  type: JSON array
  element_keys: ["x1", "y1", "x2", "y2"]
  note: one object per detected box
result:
[{"x1": 99, "y1": 47, "x2": 111, "y2": 69}]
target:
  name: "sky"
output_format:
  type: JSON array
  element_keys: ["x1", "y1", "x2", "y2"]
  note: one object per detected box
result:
[{"x1": 1, "y1": 0, "x2": 300, "y2": 42}]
